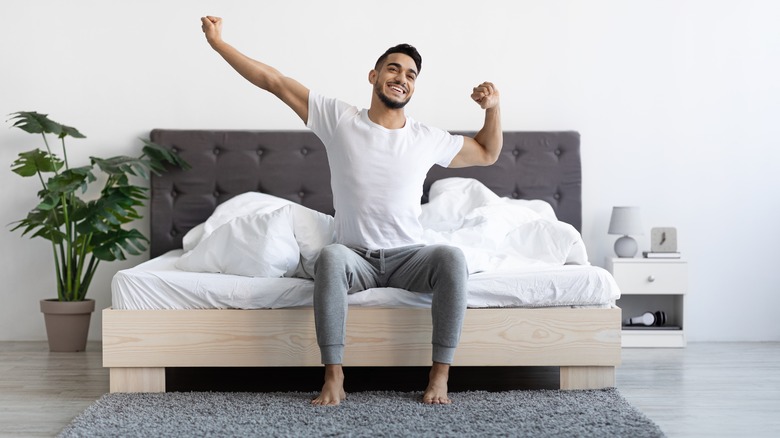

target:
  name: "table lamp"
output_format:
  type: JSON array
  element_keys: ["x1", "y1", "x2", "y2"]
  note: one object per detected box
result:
[{"x1": 608, "y1": 206, "x2": 643, "y2": 258}]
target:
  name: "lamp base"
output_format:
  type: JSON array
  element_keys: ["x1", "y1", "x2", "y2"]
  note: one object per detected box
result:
[{"x1": 614, "y1": 235, "x2": 638, "y2": 258}]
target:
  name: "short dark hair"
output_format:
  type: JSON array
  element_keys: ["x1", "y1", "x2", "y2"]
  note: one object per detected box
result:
[{"x1": 375, "y1": 43, "x2": 422, "y2": 75}]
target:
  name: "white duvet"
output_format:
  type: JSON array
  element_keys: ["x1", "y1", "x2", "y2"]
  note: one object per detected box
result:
[{"x1": 175, "y1": 178, "x2": 589, "y2": 278}]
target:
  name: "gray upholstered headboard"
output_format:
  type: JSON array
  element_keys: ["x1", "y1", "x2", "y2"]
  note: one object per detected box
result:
[{"x1": 149, "y1": 130, "x2": 581, "y2": 258}]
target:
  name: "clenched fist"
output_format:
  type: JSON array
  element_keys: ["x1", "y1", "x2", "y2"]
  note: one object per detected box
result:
[
  {"x1": 471, "y1": 82, "x2": 499, "y2": 110},
  {"x1": 201, "y1": 16, "x2": 223, "y2": 46}
]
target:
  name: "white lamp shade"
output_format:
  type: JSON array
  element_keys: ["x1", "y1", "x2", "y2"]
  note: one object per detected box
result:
[{"x1": 608, "y1": 206, "x2": 643, "y2": 236}]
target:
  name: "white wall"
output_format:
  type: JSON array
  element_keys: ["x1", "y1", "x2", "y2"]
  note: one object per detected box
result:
[{"x1": 1, "y1": 0, "x2": 778, "y2": 342}]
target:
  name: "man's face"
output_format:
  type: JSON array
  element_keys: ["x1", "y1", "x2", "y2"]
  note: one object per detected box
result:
[{"x1": 372, "y1": 53, "x2": 418, "y2": 109}]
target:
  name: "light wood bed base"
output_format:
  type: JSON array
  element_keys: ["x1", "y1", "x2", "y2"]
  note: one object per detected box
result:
[
  {"x1": 103, "y1": 129, "x2": 622, "y2": 392},
  {"x1": 103, "y1": 306, "x2": 621, "y2": 392}
]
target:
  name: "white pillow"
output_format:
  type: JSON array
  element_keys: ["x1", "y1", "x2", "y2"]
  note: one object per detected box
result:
[
  {"x1": 182, "y1": 223, "x2": 206, "y2": 252},
  {"x1": 504, "y1": 198, "x2": 558, "y2": 222},
  {"x1": 420, "y1": 178, "x2": 589, "y2": 272},
  {"x1": 175, "y1": 206, "x2": 300, "y2": 278},
  {"x1": 500, "y1": 220, "x2": 587, "y2": 266},
  {"x1": 290, "y1": 204, "x2": 335, "y2": 278},
  {"x1": 420, "y1": 177, "x2": 501, "y2": 231},
  {"x1": 181, "y1": 192, "x2": 295, "y2": 252}
]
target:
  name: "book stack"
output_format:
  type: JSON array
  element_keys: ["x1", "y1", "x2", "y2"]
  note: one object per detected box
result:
[{"x1": 643, "y1": 251, "x2": 681, "y2": 259}]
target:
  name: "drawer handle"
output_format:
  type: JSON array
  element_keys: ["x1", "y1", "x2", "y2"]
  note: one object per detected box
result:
[{"x1": 647, "y1": 275, "x2": 656, "y2": 283}]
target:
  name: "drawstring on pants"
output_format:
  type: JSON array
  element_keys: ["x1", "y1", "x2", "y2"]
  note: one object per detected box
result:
[{"x1": 364, "y1": 248, "x2": 386, "y2": 274}]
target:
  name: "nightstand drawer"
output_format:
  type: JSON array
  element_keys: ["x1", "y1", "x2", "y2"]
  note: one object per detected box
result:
[{"x1": 611, "y1": 262, "x2": 687, "y2": 295}]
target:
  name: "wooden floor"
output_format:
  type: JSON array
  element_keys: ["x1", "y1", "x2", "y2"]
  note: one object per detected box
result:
[
  {"x1": 618, "y1": 342, "x2": 780, "y2": 437},
  {"x1": 1, "y1": 342, "x2": 779, "y2": 437}
]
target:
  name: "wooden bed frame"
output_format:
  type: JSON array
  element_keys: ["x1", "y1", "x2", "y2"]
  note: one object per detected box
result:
[{"x1": 102, "y1": 130, "x2": 621, "y2": 392}]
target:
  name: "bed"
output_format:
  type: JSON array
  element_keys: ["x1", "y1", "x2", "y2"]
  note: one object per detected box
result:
[{"x1": 102, "y1": 129, "x2": 622, "y2": 392}]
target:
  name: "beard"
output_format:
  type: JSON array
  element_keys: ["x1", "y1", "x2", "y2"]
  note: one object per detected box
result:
[{"x1": 374, "y1": 81, "x2": 410, "y2": 109}]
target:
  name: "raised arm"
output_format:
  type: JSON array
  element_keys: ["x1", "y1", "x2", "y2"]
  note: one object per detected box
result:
[
  {"x1": 201, "y1": 16, "x2": 310, "y2": 123},
  {"x1": 448, "y1": 82, "x2": 503, "y2": 168}
]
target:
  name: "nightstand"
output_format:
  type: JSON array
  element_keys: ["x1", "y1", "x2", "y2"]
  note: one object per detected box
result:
[{"x1": 606, "y1": 257, "x2": 688, "y2": 348}]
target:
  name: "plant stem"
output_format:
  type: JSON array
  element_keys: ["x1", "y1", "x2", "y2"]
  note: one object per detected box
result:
[
  {"x1": 36, "y1": 170, "x2": 47, "y2": 191},
  {"x1": 80, "y1": 256, "x2": 99, "y2": 301},
  {"x1": 36, "y1": 166, "x2": 63, "y2": 299},
  {"x1": 41, "y1": 133, "x2": 72, "y2": 299},
  {"x1": 41, "y1": 134, "x2": 59, "y2": 176},
  {"x1": 61, "y1": 137, "x2": 69, "y2": 169},
  {"x1": 60, "y1": 192, "x2": 73, "y2": 301},
  {"x1": 74, "y1": 233, "x2": 93, "y2": 300},
  {"x1": 52, "y1": 242, "x2": 64, "y2": 301}
]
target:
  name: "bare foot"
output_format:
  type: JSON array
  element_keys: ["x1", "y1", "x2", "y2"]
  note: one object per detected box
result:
[
  {"x1": 312, "y1": 364, "x2": 346, "y2": 406},
  {"x1": 422, "y1": 362, "x2": 451, "y2": 404}
]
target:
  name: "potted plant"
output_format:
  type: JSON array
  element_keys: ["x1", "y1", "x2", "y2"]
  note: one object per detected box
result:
[{"x1": 7, "y1": 111, "x2": 188, "y2": 351}]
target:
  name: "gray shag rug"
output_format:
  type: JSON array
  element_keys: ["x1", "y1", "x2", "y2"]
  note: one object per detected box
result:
[{"x1": 58, "y1": 389, "x2": 664, "y2": 437}]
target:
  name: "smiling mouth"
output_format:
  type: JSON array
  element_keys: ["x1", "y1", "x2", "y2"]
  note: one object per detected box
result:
[{"x1": 387, "y1": 83, "x2": 406, "y2": 95}]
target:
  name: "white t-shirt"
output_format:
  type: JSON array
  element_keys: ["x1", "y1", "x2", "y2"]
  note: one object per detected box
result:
[{"x1": 307, "y1": 91, "x2": 464, "y2": 249}]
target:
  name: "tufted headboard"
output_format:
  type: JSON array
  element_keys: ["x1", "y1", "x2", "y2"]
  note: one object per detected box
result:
[{"x1": 149, "y1": 130, "x2": 581, "y2": 258}]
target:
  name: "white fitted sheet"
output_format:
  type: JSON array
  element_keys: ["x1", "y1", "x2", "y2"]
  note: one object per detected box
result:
[{"x1": 112, "y1": 250, "x2": 620, "y2": 310}]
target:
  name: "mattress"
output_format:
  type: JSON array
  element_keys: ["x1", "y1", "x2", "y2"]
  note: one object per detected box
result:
[{"x1": 111, "y1": 250, "x2": 620, "y2": 310}]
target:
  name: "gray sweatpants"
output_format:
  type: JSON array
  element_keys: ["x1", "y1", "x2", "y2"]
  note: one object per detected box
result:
[{"x1": 313, "y1": 243, "x2": 469, "y2": 365}]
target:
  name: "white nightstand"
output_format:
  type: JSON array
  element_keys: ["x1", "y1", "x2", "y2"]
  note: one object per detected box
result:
[{"x1": 606, "y1": 257, "x2": 688, "y2": 348}]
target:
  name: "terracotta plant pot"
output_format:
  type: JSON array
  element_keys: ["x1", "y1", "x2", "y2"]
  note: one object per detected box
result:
[{"x1": 39, "y1": 299, "x2": 95, "y2": 352}]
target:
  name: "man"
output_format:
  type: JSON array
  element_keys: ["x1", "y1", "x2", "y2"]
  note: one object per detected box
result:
[{"x1": 201, "y1": 16, "x2": 502, "y2": 406}]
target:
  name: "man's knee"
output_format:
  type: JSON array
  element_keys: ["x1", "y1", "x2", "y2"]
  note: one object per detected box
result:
[
  {"x1": 315, "y1": 244, "x2": 353, "y2": 273},
  {"x1": 427, "y1": 245, "x2": 468, "y2": 274}
]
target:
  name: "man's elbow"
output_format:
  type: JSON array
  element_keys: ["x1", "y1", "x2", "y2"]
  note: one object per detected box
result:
[{"x1": 482, "y1": 146, "x2": 502, "y2": 166}]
